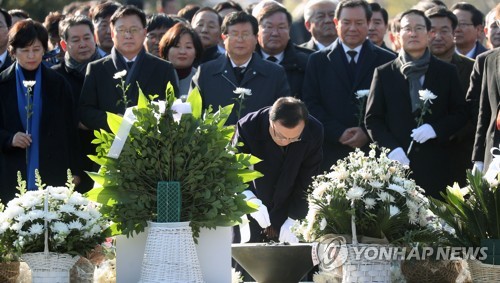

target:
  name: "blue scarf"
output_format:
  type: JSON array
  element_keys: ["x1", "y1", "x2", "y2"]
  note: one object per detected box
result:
[{"x1": 15, "y1": 63, "x2": 42, "y2": 190}]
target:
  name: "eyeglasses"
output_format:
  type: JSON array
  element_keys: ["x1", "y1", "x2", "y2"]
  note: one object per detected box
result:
[
  {"x1": 457, "y1": 23, "x2": 474, "y2": 29},
  {"x1": 115, "y1": 27, "x2": 142, "y2": 36},
  {"x1": 401, "y1": 25, "x2": 427, "y2": 34},
  {"x1": 225, "y1": 33, "x2": 253, "y2": 41},
  {"x1": 271, "y1": 123, "x2": 302, "y2": 143}
]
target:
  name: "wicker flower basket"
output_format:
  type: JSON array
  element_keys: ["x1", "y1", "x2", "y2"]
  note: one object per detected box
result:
[
  {"x1": 22, "y1": 252, "x2": 80, "y2": 283},
  {"x1": 0, "y1": 262, "x2": 20, "y2": 283},
  {"x1": 468, "y1": 259, "x2": 500, "y2": 283},
  {"x1": 401, "y1": 259, "x2": 462, "y2": 283},
  {"x1": 139, "y1": 221, "x2": 204, "y2": 283}
]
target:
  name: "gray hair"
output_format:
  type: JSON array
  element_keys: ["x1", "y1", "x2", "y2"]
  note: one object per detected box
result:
[{"x1": 304, "y1": 0, "x2": 338, "y2": 22}]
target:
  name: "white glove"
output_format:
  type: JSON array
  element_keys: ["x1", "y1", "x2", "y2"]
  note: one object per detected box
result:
[
  {"x1": 243, "y1": 190, "x2": 271, "y2": 228},
  {"x1": 472, "y1": 161, "x2": 484, "y2": 175},
  {"x1": 411, "y1": 124, "x2": 436, "y2": 143},
  {"x1": 388, "y1": 147, "x2": 410, "y2": 166},
  {"x1": 279, "y1": 217, "x2": 299, "y2": 243}
]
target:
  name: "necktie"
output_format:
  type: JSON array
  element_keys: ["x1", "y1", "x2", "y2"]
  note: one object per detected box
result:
[
  {"x1": 347, "y1": 50, "x2": 357, "y2": 80},
  {"x1": 267, "y1": 56, "x2": 278, "y2": 63},
  {"x1": 233, "y1": 66, "x2": 246, "y2": 84},
  {"x1": 126, "y1": 61, "x2": 134, "y2": 69}
]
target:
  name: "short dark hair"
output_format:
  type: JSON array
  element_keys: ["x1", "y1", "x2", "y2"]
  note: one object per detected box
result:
[
  {"x1": 8, "y1": 9, "x2": 29, "y2": 20},
  {"x1": 177, "y1": 4, "x2": 200, "y2": 23},
  {"x1": 335, "y1": 0, "x2": 372, "y2": 22},
  {"x1": 192, "y1": 7, "x2": 223, "y2": 27},
  {"x1": 90, "y1": 1, "x2": 121, "y2": 23},
  {"x1": 369, "y1": 3, "x2": 388, "y2": 25},
  {"x1": 400, "y1": 9, "x2": 432, "y2": 31},
  {"x1": 44, "y1": 11, "x2": 65, "y2": 38},
  {"x1": 159, "y1": 22, "x2": 203, "y2": 65},
  {"x1": 269, "y1": 97, "x2": 309, "y2": 128},
  {"x1": 255, "y1": 2, "x2": 292, "y2": 26},
  {"x1": 390, "y1": 13, "x2": 403, "y2": 33},
  {"x1": 425, "y1": 7, "x2": 458, "y2": 30},
  {"x1": 213, "y1": 1, "x2": 243, "y2": 14},
  {"x1": 222, "y1": 11, "x2": 258, "y2": 35},
  {"x1": 110, "y1": 5, "x2": 146, "y2": 28},
  {"x1": 9, "y1": 19, "x2": 49, "y2": 53},
  {"x1": 146, "y1": 13, "x2": 177, "y2": 32},
  {"x1": 59, "y1": 15, "x2": 94, "y2": 40},
  {"x1": 0, "y1": 8, "x2": 12, "y2": 28},
  {"x1": 450, "y1": 2, "x2": 484, "y2": 27}
]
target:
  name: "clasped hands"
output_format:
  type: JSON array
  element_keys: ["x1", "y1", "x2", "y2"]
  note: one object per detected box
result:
[{"x1": 243, "y1": 190, "x2": 298, "y2": 243}]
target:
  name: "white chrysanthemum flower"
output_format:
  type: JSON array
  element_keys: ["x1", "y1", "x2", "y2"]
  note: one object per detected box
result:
[
  {"x1": 68, "y1": 220, "x2": 83, "y2": 230},
  {"x1": 4, "y1": 205, "x2": 24, "y2": 219},
  {"x1": 320, "y1": 218, "x2": 327, "y2": 231},
  {"x1": 50, "y1": 193, "x2": 68, "y2": 201},
  {"x1": 346, "y1": 186, "x2": 365, "y2": 200},
  {"x1": 22, "y1": 80, "x2": 36, "y2": 88},
  {"x1": 233, "y1": 87, "x2": 252, "y2": 97},
  {"x1": 313, "y1": 183, "x2": 329, "y2": 198},
  {"x1": 74, "y1": 211, "x2": 91, "y2": 220},
  {"x1": 28, "y1": 223, "x2": 44, "y2": 235},
  {"x1": 21, "y1": 196, "x2": 42, "y2": 208},
  {"x1": 392, "y1": 177, "x2": 405, "y2": 185},
  {"x1": 44, "y1": 211, "x2": 59, "y2": 221},
  {"x1": 364, "y1": 198, "x2": 376, "y2": 209},
  {"x1": 388, "y1": 184, "x2": 405, "y2": 195},
  {"x1": 113, "y1": 70, "x2": 127, "y2": 79},
  {"x1": 389, "y1": 205, "x2": 400, "y2": 216},
  {"x1": 27, "y1": 210, "x2": 45, "y2": 221},
  {"x1": 378, "y1": 192, "x2": 395, "y2": 203},
  {"x1": 355, "y1": 89, "x2": 370, "y2": 99},
  {"x1": 418, "y1": 89, "x2": 437, "y2": 104},
  {"x1": 11, "y1": 222, "x2": 23, "y2": 231},
  {"x1": 88, "y1": 207, "x2": 102, "y2": 219},
  {"x1": 360, "y1": 170, "x2": 372, "y2": 181},
  {"x1": 15, "y1": 213, "x2": 30, "y2": 224},
  {"x1": 59, "y1": 204, "x2": 76, "y2": 214},
  {"x1": 68, "y1": 193, "x2": 88, "y2": 206},
  {"x1": 51, "y1": 221, "x2": 69, "y2": 234},
  {"x1": 369, "y1": 181, "x2": 383, "y2": 189},
  {"x1": 0, "y1": 221, "x2": 9, "y2": 234}
]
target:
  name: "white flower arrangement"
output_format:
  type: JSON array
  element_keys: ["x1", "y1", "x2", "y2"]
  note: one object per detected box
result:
[
  {"x1": 295, "y1": 144, "x2": 437, "y2": 244},
  {"x1": 0, "y1": 171, "x2": 108, "y2": 256}
]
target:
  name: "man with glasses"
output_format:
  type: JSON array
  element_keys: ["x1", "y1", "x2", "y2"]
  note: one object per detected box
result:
[
  {"x1": 451, "y1": 2, "x2": 487, "y2": 59},
  {"x1": 79, "y1": 5, "x2": 178, "y2": 132},
  {"x1": 144, "y1": 13, "x2": 177, "y2": 57},
  {"x1": 191, "y1": 11, "x2": 290, "y2": 125},
  {"x1": 253, "y1": 1, "x2": 311, "y2": 99},
  {"x1": 232, "y1": 96, "x2": 323, "y2": 243},
  {"x1": 365, "y1": 9, "x2": 466, "y2": 198},
  {"x1": 0, "y1": 8, "x2": 12, "y2": 73},
  {"x1": 426, "y1": 6, "x2": 474, "y2": 187}
]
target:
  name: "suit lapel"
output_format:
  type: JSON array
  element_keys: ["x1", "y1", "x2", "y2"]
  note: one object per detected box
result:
[
  {"x1": 354, "y1": 41, "x2": 377, "y2": 90},
  {"x1": 327, "y1": 41, "x2": 352, "y2": 92}
]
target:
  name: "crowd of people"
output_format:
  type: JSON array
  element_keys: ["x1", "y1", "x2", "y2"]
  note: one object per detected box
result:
[{"x1": 0, "y1": 0, "x2": 500, "y2": 246}]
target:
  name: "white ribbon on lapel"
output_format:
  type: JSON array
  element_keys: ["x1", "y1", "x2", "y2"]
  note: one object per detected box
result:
[{"x1": 107, "y1": 107, "x2": 137, "y2": 159}]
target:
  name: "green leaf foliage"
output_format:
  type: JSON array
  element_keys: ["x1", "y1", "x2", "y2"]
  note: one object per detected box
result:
[{"x1": 86, "y1": 86, "x2": 261, "y2": 239}]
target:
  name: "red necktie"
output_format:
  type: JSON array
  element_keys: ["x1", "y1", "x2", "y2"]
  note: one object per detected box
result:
[{"x1": 496, "y1": 111, "x2": 500, "y2": 130}]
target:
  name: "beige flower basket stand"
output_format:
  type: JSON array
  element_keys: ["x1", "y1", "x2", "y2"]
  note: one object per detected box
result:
[
  {"x1": 317, "y1": 205, "x2": 392, "y2": 283},
  {"x1": 139, "y1": 221, "x2": 204, "y2": 283},
  {"x1": 21, "y1": 190, "x2": 79, "y2": 283}
]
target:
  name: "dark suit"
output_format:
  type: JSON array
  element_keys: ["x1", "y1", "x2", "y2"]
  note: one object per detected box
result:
[
  {"x1": 0, "y1": 64, "x2": 79, "y2": 203},
  {"x1": 256, "y1": 41, "x2": 311, "y2": 99},
  {"x1": 302, "y1": 39, "x2": 396, "y2": 170},
  {"x1": 79, "y1": 48, "x2": 178, "y2": 131},
  {"x1": 447, "y1": 53, "x2": 475, "y2": 186},
  {"x1": 234, "y1": 107, "x2": 323, "y2": 241},
  {"x1": 198, "y1": 45, "x2": 221, "y2": 66},
  {"x1": 0, "y1": 54, "x2": 13, "y2": 74},
  {"x1": 299, "y1": 39, "x2": 319, "y2": 51},
  {"x1": 191, "y1": 54, "x2": 290, "y2": 125},
  {"x1": 365, "y1": 56, "x2": 467, "y2": 198},
  {"x1": 473, "y1": 48, "x2": 500, "y2": 170},
  {"x1": 471, "y1": 41, "x2": 489, "y2": 59}
]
